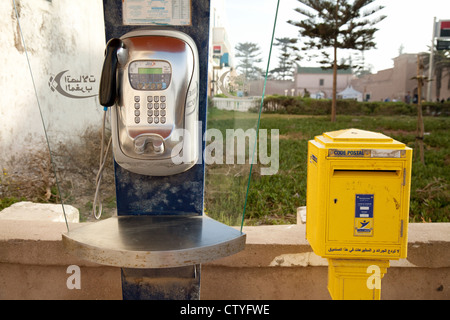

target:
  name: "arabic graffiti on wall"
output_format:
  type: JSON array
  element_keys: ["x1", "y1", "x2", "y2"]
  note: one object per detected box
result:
[{"x1": 48, "y1": 70, "x2": 98, "y2": 99}]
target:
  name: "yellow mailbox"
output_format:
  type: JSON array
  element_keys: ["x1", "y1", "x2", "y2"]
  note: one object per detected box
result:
[{"x1": 306, "y1": 128, "x2": 412, "y2": 299}]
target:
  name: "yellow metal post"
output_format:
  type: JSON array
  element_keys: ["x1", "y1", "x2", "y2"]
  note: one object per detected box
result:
[{"x1": 327, "y1": 259, "x2": 389, "y2": 300}]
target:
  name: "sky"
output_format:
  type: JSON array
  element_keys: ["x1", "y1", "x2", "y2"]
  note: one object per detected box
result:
[{"x1": 225, "y1": 0, "x2": 450, "y2": 73}]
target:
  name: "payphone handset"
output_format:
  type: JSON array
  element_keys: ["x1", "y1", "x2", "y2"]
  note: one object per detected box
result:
[{"x1": 99, "y1": 30, "x2": 199, "y2": 176}]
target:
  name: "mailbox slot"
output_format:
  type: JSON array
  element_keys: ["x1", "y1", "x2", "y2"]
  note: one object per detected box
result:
[{"x1": 332, "y1": 169, "x2": 401, "y2": 177}]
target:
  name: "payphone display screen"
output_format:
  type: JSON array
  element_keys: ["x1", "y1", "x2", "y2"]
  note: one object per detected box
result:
[{"x1": 129, "y1": 60, "x2": 172, "y2": 90}]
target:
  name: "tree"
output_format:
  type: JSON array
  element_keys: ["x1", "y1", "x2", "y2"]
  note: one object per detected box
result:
[
  {"x1": 412, "y1": 54, "x2": 429, "y2": 164},
  {"x1": 288, "y1": 0, "x2": 385, "y2": 122},
  {"x1": 422, "y1": 48, "x2": 450, "y2": 101},
  {"x1": 235, "y1": 42, "x2": 263, "y2": 81},
  {"x1": 433, "y1": 49, "x2": 450, "y2": 101},
  {"x1": 269, "y1": 38, "x2": 301, "y2": 80}
]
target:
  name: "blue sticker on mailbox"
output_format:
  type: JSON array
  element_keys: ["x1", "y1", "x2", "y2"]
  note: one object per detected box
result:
[
  {"x1": 355, "y1": 194, "x2": 374, "y2": 236},
  {"x1": 355, "y1": 194, "x2": 374, "y2": 218}
]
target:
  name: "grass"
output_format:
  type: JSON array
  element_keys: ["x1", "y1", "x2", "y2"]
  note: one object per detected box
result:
[
  {"x1": 205, "y1": 109, "x2": 450, "y2": 225},
  {"x1": 0, "y1": 196, "x2": 26, "y2": 211},
  {"x1": 204, "y1": 107, "x2": 260, "y2": 226},
  {"x1": 2, "y1": 107, "x2": 448, "y2": 225}
]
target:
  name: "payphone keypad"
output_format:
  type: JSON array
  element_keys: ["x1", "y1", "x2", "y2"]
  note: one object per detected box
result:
[
  {"x1": 146, "y1": 95, "x2": 166, "y2": 124},
  {"x1": 132, "y1": 95, "x2": 167, "y2": 125},
  {"x1": 134, "y1": 97, "x2": 141, "y2": 124}
]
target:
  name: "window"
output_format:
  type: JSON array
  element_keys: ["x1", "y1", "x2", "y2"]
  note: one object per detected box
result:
[{"x1": 319, "y1": 79, "x2": 324, "y2": 86}]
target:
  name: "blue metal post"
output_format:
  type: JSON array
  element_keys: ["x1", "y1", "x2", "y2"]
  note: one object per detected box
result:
[{"x1": 102, "y1": 0, "x2": 210, "y2": 300}]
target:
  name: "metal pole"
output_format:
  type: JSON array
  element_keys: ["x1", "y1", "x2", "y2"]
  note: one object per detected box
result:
[{"x1": 427, "y1": 17, "x2": 436, "y2": 101}]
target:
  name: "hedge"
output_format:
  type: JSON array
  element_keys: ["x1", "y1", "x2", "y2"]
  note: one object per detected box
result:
[{"x1": 261, "y1": 95, "x2": 450, "y2": 117}]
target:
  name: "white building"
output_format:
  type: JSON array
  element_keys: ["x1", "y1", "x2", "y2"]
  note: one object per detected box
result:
[
  {"x1": 294, "y1": 66, "x2": 353, "y2": 98},
  {"x1": 209, "y1": 0, "x2": 235, "y2": 97}
]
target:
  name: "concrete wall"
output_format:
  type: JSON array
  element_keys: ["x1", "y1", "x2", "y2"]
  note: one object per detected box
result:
[
  {"x1": 212, "y1": 97, "x2": 260, "y2": 112},
  {"x1": 0, "y1": 0, "x2": 105, "y2": 165},
  {"x1": 352, "y1": 54, "x2": 418, "y2": 102},
  {"x1": 247, "y1": 79, "x2": 296, "y2": 97},
  {"x1": 0, "y1": 211, "x2": 448, "y2": 300},
  {"x1": 352, "y1": 53, "x2": 450, "y2": 102}
]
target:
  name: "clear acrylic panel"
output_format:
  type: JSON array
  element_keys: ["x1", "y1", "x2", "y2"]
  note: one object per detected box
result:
[{"x1": 205, "y1": 0, "x2": 281, "y2": 228}]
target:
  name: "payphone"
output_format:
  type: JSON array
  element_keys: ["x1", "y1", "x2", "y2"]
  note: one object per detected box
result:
[
  {"x1": 99, "y1": 30, "x2": 199, "y2": 176},
  {"x1": 62, "y1": 1, "x2": 246, "y2": 300}
]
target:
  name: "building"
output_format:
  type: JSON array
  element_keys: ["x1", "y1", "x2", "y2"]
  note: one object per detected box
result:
[
  {"x1": 351, "y1": 53, "x2": 450, "y2": 102},
  {"x1": 351, "y1": 54, "x2": 418, "y2": 102},
  {"x1": 294, "y1": 66, "x2": 353, "y2": 98},
  {"x1": 246, "y1": 65, "x2": 356, "y2": 98},
  {"x1": 209, "y1": 0, "x2": 235, "y2": 97}
]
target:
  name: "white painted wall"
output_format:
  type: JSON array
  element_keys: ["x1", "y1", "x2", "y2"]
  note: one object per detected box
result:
[
  {"x1": 213, "y1": 97, "x2": 260, "y2": 112},
  {"x1": 295, "y1": 72, "x2": 353, "y2": 98},
  {"x1": 0, "y1": 0, "x2": 106, "y2": 165}
]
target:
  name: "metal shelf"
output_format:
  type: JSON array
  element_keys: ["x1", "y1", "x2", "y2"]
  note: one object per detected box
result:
[{"x1": 62, "y1": 215, "x2": 246, "y2": 269}]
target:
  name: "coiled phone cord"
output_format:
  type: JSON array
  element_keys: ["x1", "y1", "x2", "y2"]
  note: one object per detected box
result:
[{"x1": 92, "y1": 107, "x2": 112, "y2": 219}]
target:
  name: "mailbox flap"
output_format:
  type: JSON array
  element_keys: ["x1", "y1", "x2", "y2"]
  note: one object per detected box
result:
[
  {"x1": 316, "y1": 129, "x2": 406, "y2": 149},
  {"x1": 324, "y1": 129, "x2": 392, "y2": 142}
]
